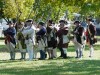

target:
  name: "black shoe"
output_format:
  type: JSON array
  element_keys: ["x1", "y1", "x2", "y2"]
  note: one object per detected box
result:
[
  {"x1": 19, "y1": 58, "x2": 24, "y2": 60},
  {"x1": 10, "y1": 59, "x2": 15, "y2": 60},
  {"x1": 89, "y1": 56, "x2": 92, "y2": 57},
  {"x1": 10, "y1": 59, "x2": 13, "y2": 60},
  {"x1": 49, "y1": 57, "x2": 53, "y2": 60},
  {"x1": 63, "y1": 54, "x2": 67, "y2": 59},
  {"x1": 38, "y1": 58, "x2": 45, "y2": 60},
  {"x1": 75, "y1": 57, "x2": 79, "y2": 58},
  {"x1": 63, "y1": 57, "x2": 67, "y2": 59},
  {"x1": 63, "y1": 56, "x2": 68, "y2": 59},
  {"x1": 53, "y1": 56, "x2": 56, "y2": 58},
  {"x1": 59, "y1": 55, "x2": 63, "y2": 57}
]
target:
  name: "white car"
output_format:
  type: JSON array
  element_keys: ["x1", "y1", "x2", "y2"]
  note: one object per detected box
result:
[
  {"x1": 0, "y1": 19, "x2": 9, "y2": 37},
  {"x1": 0, "y1": 25, "x2": 3, "y2": 37}
]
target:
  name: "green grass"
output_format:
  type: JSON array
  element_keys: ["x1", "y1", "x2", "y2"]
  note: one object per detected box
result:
[
  {"x1": 0, "y1": 59, "x2": 100, "y2": 75},
  {"x1": 0, "y1": 40, "x2": 100, "y2": 75},
  {"x1": 0, "y1": 45, "x2": 5, "y2": 48},
  {"x1": 0, "y1": 37, "x2": 5, "y2": 40}
]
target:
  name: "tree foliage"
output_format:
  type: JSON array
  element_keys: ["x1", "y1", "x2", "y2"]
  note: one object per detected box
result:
[{"x1": 0, "y1": 0, "x2": 100, "y2": 22}]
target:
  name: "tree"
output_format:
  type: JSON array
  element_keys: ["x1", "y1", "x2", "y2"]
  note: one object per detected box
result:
[
  {"x1": 1, "y1": 0, "x2": 35, "y2": 22},
  {"x1": 0, "y1": 0, "x2": 5, "y2": 19},
  {"x1": 0, "y1": 0, "x2": 100, "y2": 23}
]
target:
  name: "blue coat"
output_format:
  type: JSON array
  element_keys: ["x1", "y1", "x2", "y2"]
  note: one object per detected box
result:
[
  {"x1": 36, "y1": 27, "x2": 46, "y2": 36},
  {"x1": 36, "y1": 27, "x2": 46, "y2": 43},
  {"x1": 4, "y1": 27, "x2": 16, "y2": 45}
]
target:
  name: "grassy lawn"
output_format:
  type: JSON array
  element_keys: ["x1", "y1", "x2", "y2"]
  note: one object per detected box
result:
[
  {"x1": 0, "y1": 40, "x2": 100, "y2": 75},
  {"x1": 0, "y1": 45, "x2": 5, "y2": 49},
  {"x1": 0, "y1": 58, "x2": 100, "y2": 75}
]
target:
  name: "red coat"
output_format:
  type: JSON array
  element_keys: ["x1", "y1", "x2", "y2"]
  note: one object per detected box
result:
[
  {"x1": 56, "y1": 27, "x2": 69, "y2": 48},
  {"x1": 86, "y1": 24, "x2": 96, "y2": 42}
]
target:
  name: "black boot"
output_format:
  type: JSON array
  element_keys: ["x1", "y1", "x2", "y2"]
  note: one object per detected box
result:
[
  {"x1": 63, "y1": 54, "x2": 67, "y2": 59},
  {"x1": 59, "y1": 48, "x2": 63, "y2": 57},
  {"x1": 23, "y1": 52, "x2": 26, "y2": 59},
  {"x1": 75, "y1": 50, "x2": 79, "y2": 58}
]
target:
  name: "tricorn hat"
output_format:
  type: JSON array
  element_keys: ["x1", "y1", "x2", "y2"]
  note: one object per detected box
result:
[
  {"x1": 26, "y1": 19, "x2": 33, "y2": 23},
  {"x1": 74, "y1": 20, "x2": 80, "y2": 24},
  {"x1": 48, "y1": 20, "x2": 53, "y2": 24},
  {"x1": 38, "y1": 22, "x2": 45, "y2": 26},
  {"x1": 7, "y1": 21, "x2": 13, "y2": 25},
  {"x1": 86, "y1": 18, "x2": 92, "y2": 22},
  {"x1": 59, "y1": 20, "x2": 66, "y2": 23}
]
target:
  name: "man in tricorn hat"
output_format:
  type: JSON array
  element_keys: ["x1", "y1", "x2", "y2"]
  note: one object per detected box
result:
[
  {"x1": 46, "y1": 20, "x2": 57, "y2": 59},
  {"x1": 22, "y1": 19, "x2": 35, "y2": 61},
  {"x1": 17, "y1": 22, "x2": 26, "y2": 60},
  {"x1": 36, "y1": 21, "x2": 47, "y2": 60},
  {"x1": 56, "y1": 20, "x2": 69, "y2": 59},
  {"x1": 86, "y1": 18, "x2": 97, "y2": 57},
  {"x1": 4, "y1": 21, "x2": 16, "y2": 60},
  {"x1": 72, "y1": 21, "x2": 84, "y2": 59}
]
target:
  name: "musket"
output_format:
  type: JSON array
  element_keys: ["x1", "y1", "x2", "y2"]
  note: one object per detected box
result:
[
  {"x1": 64, "y1": 9, "x2": 73, "y2": 41},
  {"x1": 15, "y1": 0, "x2": 22, "y2": 21},
  {"x1": 28, "y1": 0, "x2": 41, "y2": 21},
  {"x1": 26, "y1": 0, "x2": 35, "y2": 20},
  {"x1": 14, "y1": 0, "x2": 22, "y2": 32},
  {"x1": 45, "y1": 7, "x2": 52, "y2": 27}
]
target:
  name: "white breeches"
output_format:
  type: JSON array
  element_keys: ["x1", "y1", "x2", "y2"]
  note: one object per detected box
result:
[
  {"x1": 73, "y1": 37, "x2": 83, "y2": 51},
  {"x1": 26, "y1": 44, "x2": 34, "y2": 60},
  {"x1": 6, "y1": 41, "x2": 15, "y2": 52}
]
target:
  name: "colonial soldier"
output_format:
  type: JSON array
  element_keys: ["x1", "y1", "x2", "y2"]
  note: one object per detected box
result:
[
  {"x1": 56, "y1": 20, "x2": 69, "y2": 59},
  {"x1": 72, "y1": 21, "x2": 84, "y2": 58},
  {"x1": 22, "y1": 19, "x2": 35, "y2": 61},
  {"x1": 46, "y1": 20, "x2": 57, "y2": 59},
  {"x1": 36, "y1": 22, "x2": 47, "y2": 60},
  {"x1": 86, "y1": 18, "x2": 97, "y2": 57},
  {"x1": 17, "y1": 22, "x2": 26, "y2": 60},
  {"x1": 4, "y1": 21, "x2": 16, "y2": 60}
]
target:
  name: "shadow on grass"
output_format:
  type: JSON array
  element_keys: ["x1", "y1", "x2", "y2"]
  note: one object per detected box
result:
[
  {"x1": 0, "y1": 56, "x2": 75, "y2": 64},
  {"x1": 0, "y1": 60, "x2": 100, "y2": 75},
  {"x1": 0, "y1": 60, "x2": 23, "y2": 64}
]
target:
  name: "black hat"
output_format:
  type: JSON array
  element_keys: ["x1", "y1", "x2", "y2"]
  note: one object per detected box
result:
[
  {"x1": 86, "y1": 18, "x2": 92, "y2": 22},
  {"x1": 59, "y1": 20, "x2": 65, "y2": 23},
  {"x1": 38, "y1": 22, "x2": 45, "y2": 26},
  {"x1": 74, "y1": 21, "x2": 80, "y2": 24},
  {"x1": 48, "y1": 20, "x2": 53, "y2": 24},
  {"x1": 7, "y1": 21, "x2": 13, "y2": 25},
  {"x1": 26, "y1": 19, "x2": 33, "y2": 23}
]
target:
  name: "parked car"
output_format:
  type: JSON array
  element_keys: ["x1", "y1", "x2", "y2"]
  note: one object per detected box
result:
[
  {"x1": 0, "y1": 19, "x2": 9, "y2": 37},
  {"x1": 0, "y1": 25, "x2": 3, "y2": 37},
  {"x1": 92, "y1": 19, "x2": 100, "y2": 35}
]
